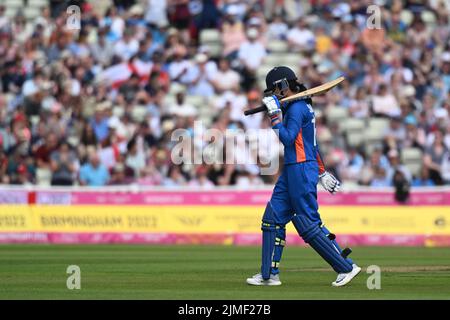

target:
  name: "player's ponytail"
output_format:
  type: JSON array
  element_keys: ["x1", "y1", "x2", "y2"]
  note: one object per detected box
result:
[{"x1": 289, "y1": 80, "x2": 312, "y2": 104}]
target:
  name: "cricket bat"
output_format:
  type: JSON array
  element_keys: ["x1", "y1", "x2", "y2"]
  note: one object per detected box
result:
[{"x1": 243, "y1": 76, "x2": 345, "y2": 116}]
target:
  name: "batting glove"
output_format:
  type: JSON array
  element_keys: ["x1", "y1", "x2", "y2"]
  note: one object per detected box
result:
[
  {"x1": 319, "y1": 171, "x2": 341, "y2": 194},
  {"x1": 262, "y1": 95, "x2": 281, "y2": 116}
]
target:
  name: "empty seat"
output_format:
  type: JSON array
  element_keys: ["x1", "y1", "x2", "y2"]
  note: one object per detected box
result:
[
  {"x1": 168, "y1": 83, "x2": 186, "y2": 95},
  {"x1": 36, "y1": 168, "x2": 51, "y2": 186},
  {"x1": 346, "y1": 131, "x2": 364, "y2": 147},
  {"x1": 162, "y1": 94, "x2": 177, "y2": 107},
  {"x1": 24, "y1": 6, "x2": 40, "y2": 19},
  {"x1": 401, "y1": 148, "x2": 423, "y2": 162},
  {"x1": 29, "y1": 0, "x2": 49, "y2": 6},
  {"x1": 400, "y1": 9, "x2": 414, "y2": 26},
  {"x1": 401, "y1": 148, "x2": 423, "y2": 178},
  {"x1": 204, "y1": 42, "x2": 222, "y2": 58},
  {"x1": 364, "y1": 126, "x2": 385, "y2": 143},
  {"x1": 185, "y1": 95, "x2": 205, "y2": 108},
  {"x1": 257, "y1": 64, "x2": 276, "y2": 81},
  {"x1": 405, "y1": 163, "x2": 422, "y2": 178},
  {"x1": 365, "y1": 142, "x2": 383, "y2": 156},
  {"x1": 131, "y1": 106, "x2": 148, "y2": 122},
  {"x1": 326, "y1": 107, "x2": 348, "y2": 124},
  {"x1": 267, "y1": 40, "x2": 288, "y2": 53},
  {"x1": 4, "y1": 0, "x2": 23, "y2": 8},
  {"x1": 277, "y1": 53, "x2": 301, "y2": 68},
  {"x1": 342, "y1": 118, "x2": 365, "y2": 132},
  {"x1": 368, "y1": 118, "x2": 389, "y2": 132},
  {"x1": 264, "y1": 54, "x2": 286, "y2": 67},
  {"x1": 421, "y1": 10, "x2": 436, "y2": 25},
  {"x1": 200, "y1": 29, "x2": 221, "y2": 44}
]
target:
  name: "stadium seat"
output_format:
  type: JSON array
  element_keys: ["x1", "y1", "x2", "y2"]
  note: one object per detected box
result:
[
  {"x1": 24, "y1": 6, "x2": 40, "y2": 19},
  {"x1": 199, "y1": 29, "x2": 221, "y2": 45},
  {"x1": 131, "y1": 106, "x2": 148, "y2": 122},
  {"x1": 343, "y1": 118, "x2": 365, "y2": 131},
  {"x1": 401, "y1": 148, "x2": 423, "y2": 178},
  {"x1": 405, "y1": 163, "x2": 422, "y2": 177},
  {"x1": 326, "y1": 107, "x2": 348, "y2": 124},
  {"x1": 365, "y1": 142, "x2": 383, "y2": 156},
  {"x1": 421, "y1": 10, "x2": 436, "y2": 25},
  {"x1": 276, "y1": 53, "x2": 301, "y2": 68},
  {"x1": 267, "y1": 40, "x2": 288, "y2": 53},
  {"x1": 264, "y1": 54, "x2": 287, "y2": 68},
  {"x1": 185, "y1": 95, "x2": 205, "y2": 109},
  {"x1": 163, "y1": 94, "x2": 177, "y2": 107},
  {"x1": 168, "y1": 83, "x2": 186, "y2": 96},
  {"x1": 346, "y1": 131, "x2": 364, "y2": 147},
  {"x1": 4, "y1": 0, "x2": 23, "y2": 9},
  {"x1": 401, "y1": 148, "x2": 423, "y2": 163},
  {"x1": 204, "y1": 42, "x2": 222, "y2": 58},
  {"x1": 368, "y1": 118, "x2": 390, "y2": 133},
  {"x1": 36, "y1": 168, "x2": 51, "y2": 186},
  {"x1": 400, "y1": 9, "x2": 414, "y2": 26},
  {"x1": 28, "y1": 0, "x2": 48, "y2": 6},
  {"x1": 257, "y1": 64, "x2": 276, "y2": 82},
  {"x1": 342, "y1": 118, "x2": 365, "y2": 147},
  {"x1": 364, "y1": 126, "x2": 385, "y2": 144}
]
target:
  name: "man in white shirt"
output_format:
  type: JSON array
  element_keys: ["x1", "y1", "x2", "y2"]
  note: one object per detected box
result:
[
  {"x1": 168, "y1": 48, "x2": 193, "y2": 85},
  {"x1": 210, "y1": 58, "x2": 240, "y2": 93},
  {"x1": 238, "y1": 28, "x2": 267, "y2": 71},
  {"x1": 371, "y1": 84, "x2": 401, "y2": 117},
  {"x1": 287, "y1": 19, "x2": 315, "y2": 52},
  {"x1": 185, "y1": 53, "x2": 216, "y2": 97},
  {"x1": 238, "y1": 27, "x2": 266, "y2": 90},
  {"x1": 167, "y1": 91, "x2": 198, "y2": 118},
  {"x1": 114, "y1": 28, "x2": 139, "y2": 61}
]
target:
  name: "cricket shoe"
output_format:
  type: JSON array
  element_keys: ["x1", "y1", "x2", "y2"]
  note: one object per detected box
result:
[
  {"x1": 332, "y1": 264, "x2": 361, "y2": 287},
  {"x1": 246, "y1": 273, "x2": 282, "y2": 286}
]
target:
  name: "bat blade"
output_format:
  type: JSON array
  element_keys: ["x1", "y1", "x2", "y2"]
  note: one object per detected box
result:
[
  {"x1": 243, "y1": 76, "x2": 345, "y2": 116},
  {"x1": 279, "y1": 76, "x2": 345, "y2": 103}
]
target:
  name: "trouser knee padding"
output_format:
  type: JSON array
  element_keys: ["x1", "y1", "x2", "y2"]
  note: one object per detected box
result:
[
  {"x1": 292, "y1": 215, "x2": 353, "y2": 273},
  {"x1": 271, "y1": 227, "x2": 285, "y2": 273}
]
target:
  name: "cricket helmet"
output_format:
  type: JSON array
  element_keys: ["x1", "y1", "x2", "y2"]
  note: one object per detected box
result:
[{"x1": 264, "y1": 66, "x2": 297, "y2": 95}]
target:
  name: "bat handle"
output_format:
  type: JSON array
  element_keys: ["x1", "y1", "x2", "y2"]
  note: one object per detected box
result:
[{"x1": 244, "y1": 105, "x2": 266, "y2": 116}]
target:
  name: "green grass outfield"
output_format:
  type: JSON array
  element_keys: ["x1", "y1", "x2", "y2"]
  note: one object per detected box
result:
[{"x1": 0, "y1": 245, "x2": 450, "y2": 300}]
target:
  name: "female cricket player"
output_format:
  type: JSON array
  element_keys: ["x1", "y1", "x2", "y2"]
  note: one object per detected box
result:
[{"x1": 246, "y1": 66, "x2": 361, "y2": 287}]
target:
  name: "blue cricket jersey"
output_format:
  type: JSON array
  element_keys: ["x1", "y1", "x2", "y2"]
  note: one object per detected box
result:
[{"x1": 271, "y1": 99, "x2": 325, "y2": 173}]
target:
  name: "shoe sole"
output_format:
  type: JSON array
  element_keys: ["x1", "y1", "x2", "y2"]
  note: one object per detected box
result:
[
  {"x1": 246, "y1": 279, "x2": 282, "y2": 286},
  {"x1": 332, "y1": 266, "x2": 362, "y2": 287}
]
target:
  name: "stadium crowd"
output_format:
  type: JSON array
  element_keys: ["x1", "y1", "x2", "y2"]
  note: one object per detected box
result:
[{"x1": 0, "y1": 0, "x2": 450, "y2": 189}]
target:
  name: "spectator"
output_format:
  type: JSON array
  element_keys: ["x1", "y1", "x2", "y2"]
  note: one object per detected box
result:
[
  {"x1": 113, "y1": 28, "x2": 139, "y2": 61},
  {"x1": 286, "y1": 18, "x2": 315, "y2": 52},
  {"x1": 412, "y1": 166, "x2": 436, "y2": 187},
  {"x1": 386, "y1": 149, "x2": 412, "y2": 184},
  {"x1": 267, "y1": 14, "x2": 288, "y2": 41},
  {"x1": 79, "y1": 153, "x2": 110, "y2": 186},
  {"x1": 238, "y1": 27, "x2": 266, "y2": 90},
  {"x1": 221, "y1": 5, "x2": 247, "y2": 58},
  {"x1": 424, "y1": 130, "x2": 447, "y2": 185},
  {"x1": 163, "y1": 165, "x2": 187, "y2": 186},
  {"x1": 372, "y1": 84, "x2": 401, "y2": 118},
  {"x1": 50, "y1": 142, "x2": 78, "y2": 186},
  {"x1": 370, "y1": 166, "x2": 390, "y2": 188},
  {"x1": 167, "y1": 90, "x2": 197, "y2": 118},
  {"x1": 210, "y1": 58, "x2": 240, "y2": 93},
  {"x1": 185, "y1": 53, "x2": 216, "y2": 97},
  {"x1": 188, "y1": 166, "x2": 214, "y2": 188}
]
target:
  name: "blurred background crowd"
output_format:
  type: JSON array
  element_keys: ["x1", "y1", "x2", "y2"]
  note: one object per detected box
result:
[{"x1": 0, "y1": 0, "x2": 450, "y2": 189}]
